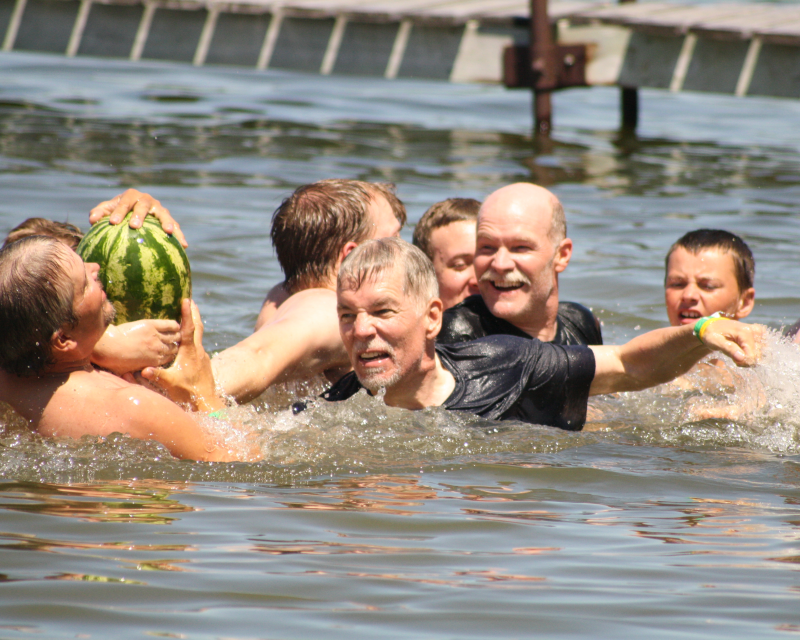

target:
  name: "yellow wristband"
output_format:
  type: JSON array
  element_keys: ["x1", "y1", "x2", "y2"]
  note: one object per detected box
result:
[{"x1": 698, "y1": 316, "x2": 725, "y2": 343}]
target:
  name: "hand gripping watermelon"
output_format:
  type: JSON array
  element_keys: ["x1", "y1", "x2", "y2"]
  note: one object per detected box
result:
[{"x1": 77, "y1": 213, "x2": 191, "y2": 324}]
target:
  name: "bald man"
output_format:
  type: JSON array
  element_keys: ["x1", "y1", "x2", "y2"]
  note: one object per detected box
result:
[{"x1": 437, "y1": 183, "x2": 602, "y2": 347}]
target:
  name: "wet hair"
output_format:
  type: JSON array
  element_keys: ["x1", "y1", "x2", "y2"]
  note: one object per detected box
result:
[
  {"x1": 0, "y1": 236, "x2": 77, "y2": 376},
  {"x1": 666, "y1": 229, "x2": 755, "y2": 292},
  {"x1": 4, "y1": 218, "x2": 84, "y2": 250},
  {"x1": 271, "y1": 179, "x2": 406, "y2": 292},
  {"x1": 338, "y1": 237, "x2": 439, "y2": 309},
  {"x1": 412, "y1": 198, "x2": 480, "y2": 260}
]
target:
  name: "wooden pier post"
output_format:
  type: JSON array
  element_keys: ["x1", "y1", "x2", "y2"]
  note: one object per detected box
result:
[
  {"x1": 530, "y1": 0, "x2": 556, "y2": 137},
  {"x1": 620, "y1": 86, "x2": 638, "y2": 131},
  {"x1": 619, "y1": 0, "x2": 638, "y2": 131}
]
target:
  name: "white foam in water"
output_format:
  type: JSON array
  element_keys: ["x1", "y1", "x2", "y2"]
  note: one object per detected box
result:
[{"x1": 596, "y1": 330, "x2": 800, "y2": 453}]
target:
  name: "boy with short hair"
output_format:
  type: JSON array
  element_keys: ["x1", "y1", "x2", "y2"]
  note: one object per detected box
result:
[{"x1": 664, "y1": 229, "x2": 755, "y2": 327}]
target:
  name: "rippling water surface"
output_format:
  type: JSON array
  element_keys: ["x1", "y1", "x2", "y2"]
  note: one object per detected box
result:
[{"x1": 1, "y1": 47, "x2": 800, "y2": 638}]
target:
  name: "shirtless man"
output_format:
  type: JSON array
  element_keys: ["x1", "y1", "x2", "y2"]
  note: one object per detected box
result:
[
  {"x1": 324, "y1": 238, "x2": 762, "y2": 430},
  {"x1": 438, "y1": 183, "x2": 602, "y2": 347},
  {"x1": 212, "y1": 179, "x2": 405, "y2": 401},
  {"x1": 412, "y1": 198, "x2": 480, "y2": 310},
  {"x1": 0, "y1": 236, "x2": 242, "y2": 461}
]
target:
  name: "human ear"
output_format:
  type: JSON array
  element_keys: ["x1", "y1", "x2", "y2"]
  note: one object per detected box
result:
[
  {"x1": 50, "y1": 328, "x2": 77, "y2": 357},
  {"x1": 734, "y1": 287, "x2": 755, "y2": 319},
  {"x1": 336, "y1": 242, "x2": 360, "y2": 269},
  {"x1": 553, "y1": 238, "x2": 573, "y2": 273},
  {"x1": 425, "y1": 298, "x2": 444, "y2": 340}
]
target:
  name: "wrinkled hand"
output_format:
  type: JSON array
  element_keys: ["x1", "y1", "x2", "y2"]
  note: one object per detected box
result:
[
  {"x1": 89, "y1": 188, "x2": 188, "y2": 247},
  {"x1": 700, "y1": 319, "x2": 765, "y2": 366},
  {"x1": 141, "y1": 299, "x2": 224, "y2": 412},
  {"x1": 92, "y1": 319, "x2": 181, "y2": 375}
]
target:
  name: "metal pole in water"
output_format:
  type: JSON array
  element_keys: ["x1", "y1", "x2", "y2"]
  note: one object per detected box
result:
[
  {"x1": 530, "y1": 0, "x2": 555, "y2": 137},
  {"x1": 619, "y1": 0, "x2": 638, "y2": 131}
]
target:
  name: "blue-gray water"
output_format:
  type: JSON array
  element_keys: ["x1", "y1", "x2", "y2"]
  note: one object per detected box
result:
[{"x1": 1, "y1": 47, "x2": 800, "y2": 639}]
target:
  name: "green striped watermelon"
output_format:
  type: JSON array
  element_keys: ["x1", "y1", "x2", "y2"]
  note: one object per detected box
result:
[{"x1": 77, "y1": 213, "x2": 191, "y2": 324}]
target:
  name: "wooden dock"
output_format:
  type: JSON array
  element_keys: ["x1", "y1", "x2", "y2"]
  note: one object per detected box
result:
[{"x1": 0, "y1": 0, "x2": 799, "y2": 106}]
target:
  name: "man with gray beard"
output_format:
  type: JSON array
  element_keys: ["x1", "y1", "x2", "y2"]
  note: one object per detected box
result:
[{"x1": 437, "y1": 183, "x2": 602, "y2": 347}]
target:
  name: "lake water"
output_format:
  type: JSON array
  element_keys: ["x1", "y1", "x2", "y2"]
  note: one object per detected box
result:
[{"x1": 1, "y1": 43, "x2": 800, "y2": 639}]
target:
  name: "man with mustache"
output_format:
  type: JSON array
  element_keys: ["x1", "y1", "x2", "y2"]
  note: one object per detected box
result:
[
  {"x1": 325, "y1": 238, "x2": 761, "y2": 430},
  {"x1": 437, "y1": 183, "x2": 602, "y2": 347}
]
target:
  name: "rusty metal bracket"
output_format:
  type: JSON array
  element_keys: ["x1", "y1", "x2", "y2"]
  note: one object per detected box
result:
[{"x1": 503, "y1": 44, "x2": 588, "y2": 90}]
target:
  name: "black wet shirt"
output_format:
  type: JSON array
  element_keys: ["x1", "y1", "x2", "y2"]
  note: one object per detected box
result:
[
  {"x1": 321, "y1": 335, "x2": 596, "y2": 431},
  {"x1": 438, "y1": 295, "x2": 603, "y2": 346}
]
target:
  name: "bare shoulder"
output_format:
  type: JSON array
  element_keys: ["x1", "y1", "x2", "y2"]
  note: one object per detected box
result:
[
  {"x1": 38, "y1": 370, "x2": 185, "y2": 440},
  {"x1": 255, "y1": 282, "x2": 292, "y2": 330},
  {"x1": 274, "y1": 287, "x2": 337, "y2": 316}
]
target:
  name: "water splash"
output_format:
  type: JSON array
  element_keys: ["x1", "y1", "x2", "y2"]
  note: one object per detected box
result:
[{"x1": 592, "y1": 330, "x2": 800, "y2": 453}]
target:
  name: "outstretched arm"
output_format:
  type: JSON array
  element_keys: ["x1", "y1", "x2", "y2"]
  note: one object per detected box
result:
[
  {"x1": 213, "y1": 290, "x2": 349, "y2": 403},
  {"x1": 112, "y1": 387, "x2": 242, "y2": 461},
  {"x1": 589, "y1": 318, "x2": 762, "y2": 396},
  {"x1": 89, "y1": 188, "x2": 188, "y2": 247}
]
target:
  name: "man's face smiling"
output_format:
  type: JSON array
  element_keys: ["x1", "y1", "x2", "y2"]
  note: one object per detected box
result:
[
  {"x1": 665, "y1": 247, "x2": 754, "y2": 326},
  {"x1": 473, "y1": 202, "x2": 563, "y2": 328},
  {"x1": 337, "y1": 267, "x2": 427, "y2": 393}
]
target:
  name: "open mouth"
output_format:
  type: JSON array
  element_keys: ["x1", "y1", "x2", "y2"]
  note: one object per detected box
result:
[
  {"x1": 490, "y1": 281, "x2": 525, "y2": 292},
  {"x1": 677, "y1": 309, "x2": 704, "y2": 324},
  {"x1": 358, "y1": 351, "x2": 391, "y2": 366}
]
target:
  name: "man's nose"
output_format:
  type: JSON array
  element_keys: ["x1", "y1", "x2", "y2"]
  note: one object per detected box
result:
[
  {"x1": 681, "y1": 283, "x2": 700, "y2": 301},
  {"x1": 353, "y1": 313, "x2": 376, "y2": 339},
  {"x1": 491, "y1": 247, "x2": 514, "y2": 272}
]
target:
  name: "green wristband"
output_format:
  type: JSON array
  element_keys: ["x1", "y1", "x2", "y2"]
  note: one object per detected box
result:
[
  {"x1": 692, "y1": 312, "x2": 723, "y2": 343},
  {"x1": 207, "y1": 410, "x2": 227, "y2": 420}
]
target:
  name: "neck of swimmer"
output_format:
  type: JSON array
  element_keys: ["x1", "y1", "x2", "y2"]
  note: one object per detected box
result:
[
  {"x1": 511, "y1": 287, "x2": 561, "y2": 343},
  {"x1": 382, "y1": 351, "x2": 455, "y2": 411}
]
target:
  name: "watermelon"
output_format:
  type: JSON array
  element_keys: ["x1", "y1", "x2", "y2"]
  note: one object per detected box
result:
[{"x1": 76, "y1": 213, "x2": 191, "y2": 324}]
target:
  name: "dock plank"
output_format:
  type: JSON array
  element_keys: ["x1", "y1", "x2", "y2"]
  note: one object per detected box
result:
[
  {"x1": 691, "y1": 6, "x2": 800, "y2": 38},
  {"x1": 574, "y1": 3, "x2": 689, "y2": 26}
]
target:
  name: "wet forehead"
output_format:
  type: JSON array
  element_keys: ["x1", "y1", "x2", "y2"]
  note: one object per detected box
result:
[
  {"x1": 477, "y1": 197, "x2": 553, "y2": 244},
  {"x1": 62, "y1": 248, "x2": 86, "y2": 301},
  {"x1": 338, "y1": 265, "x2": 407, "y2": 307},
  {"x1": 667, "y1": 247, "x2": 738, "y2": 279},
  {"x1": 429, "y1": 220, "x2": 476, "y2": 257}
]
